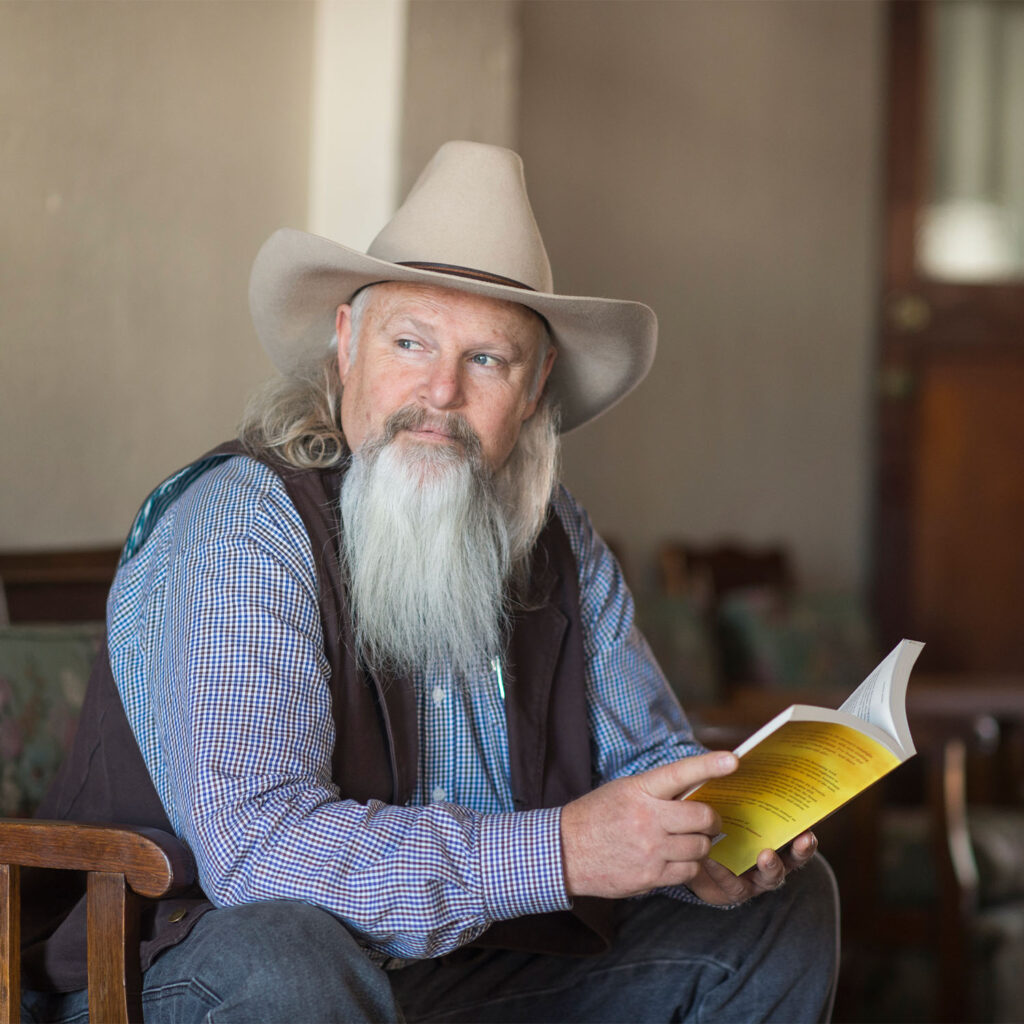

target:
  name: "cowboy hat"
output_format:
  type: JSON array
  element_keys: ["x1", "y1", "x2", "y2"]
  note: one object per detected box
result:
[{"x1": 248, "y1": 141, "x2": 657, "y2": 433}]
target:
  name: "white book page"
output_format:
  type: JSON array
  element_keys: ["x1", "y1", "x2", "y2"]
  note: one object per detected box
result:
[
  {"x1": 681, "y1": 701, "x2": 907, "y2": 802},
  {"x1": 838, "y1": 639, "x2": 924, "y2": 756},
  {"x1": 732, "y1": 703, "x2": 906, "y2": 760}
]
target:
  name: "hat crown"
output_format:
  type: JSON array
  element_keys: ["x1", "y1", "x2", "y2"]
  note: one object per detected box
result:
[{"x1": 367, "y1": 141, "x2": 554, "y2": 293}]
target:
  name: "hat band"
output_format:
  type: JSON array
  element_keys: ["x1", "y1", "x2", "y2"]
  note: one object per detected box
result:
[{"x1": 399, "y1": 261, "x2": 536, "y2": 291}]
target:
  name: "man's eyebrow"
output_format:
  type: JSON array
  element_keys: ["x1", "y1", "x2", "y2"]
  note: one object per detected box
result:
[
  {"x1": 378, "y1": 312, "x2": 434, "y2": 335},
  {"x1": 380, "y1": 311, "x2": 533, "y2": 361}
]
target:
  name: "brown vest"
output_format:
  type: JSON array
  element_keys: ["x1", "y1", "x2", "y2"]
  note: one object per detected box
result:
[{"x1": 22, "y1": 443, "x2": 614, "y2": 992}]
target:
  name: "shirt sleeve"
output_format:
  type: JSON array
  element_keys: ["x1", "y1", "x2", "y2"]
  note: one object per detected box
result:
[{"x1": 108, "y1": 456, "x2": 569, "y2": 960}]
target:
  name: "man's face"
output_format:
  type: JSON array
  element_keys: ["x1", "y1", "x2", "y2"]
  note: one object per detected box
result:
[{"x1": 336, "y1": 283, "x2": 555, "y2": 472}]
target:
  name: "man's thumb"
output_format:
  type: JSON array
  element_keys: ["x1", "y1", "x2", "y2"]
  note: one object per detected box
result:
[{"x1": 642, "y1": 751, "x2": 739, "y2": 801}]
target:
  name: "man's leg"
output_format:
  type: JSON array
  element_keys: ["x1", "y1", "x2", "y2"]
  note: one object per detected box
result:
[
  {"x1": 21, "y1": 900, "x2": 402, "y2": 1024},
  {"x1": 391, "y1": 856, "x2": 839, "y2": 1024}
]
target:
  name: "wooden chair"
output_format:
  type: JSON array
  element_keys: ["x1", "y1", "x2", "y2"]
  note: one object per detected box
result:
[
  {"x1": 1, "y1": 548, "x2": 195, "y2": 1023},
  {"x1": 837, "y1": 705, "x2": 1024, "y2": 1024},
  {"x1": 658, "y1": 540, "x2": 795, "y2": 604},
  {"x1": 837, "y1": 713, "x2": 984, "y2": 1021},
  {"x1": 0, "y1": 547, "x2": 121, "y2": 625},
  {"x1": 0, "y1": 820, "x2": 194, "y2": 1024},
  {"x1": 657, "y1": 540, "x2": 798, "y2": 697}
]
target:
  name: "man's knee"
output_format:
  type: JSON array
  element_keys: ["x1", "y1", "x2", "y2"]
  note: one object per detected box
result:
[
  {"x1": 144, "y1": 900, "x2": 398, "y2": 1023},
  {"x1": 778, "y1": 853, "x2": 840, "y2": 938},
  {"x1": 750, "y1": 855, "x2": 840, "y2": 1018}
]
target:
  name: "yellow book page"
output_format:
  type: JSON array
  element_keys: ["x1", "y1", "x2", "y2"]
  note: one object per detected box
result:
[{"x1": 686, "y1": 720, "x2": 901, "y2": 875}]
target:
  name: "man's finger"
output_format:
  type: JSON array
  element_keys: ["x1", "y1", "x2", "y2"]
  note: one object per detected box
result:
[
  {"x1": 780, "y1": 831, "x2": 818, "y2": 870},
  {"x1": 752, "y1": 849, "x2": 786, "y2": 884},
  {"x1": 639, "y1": 751, "x2": 739, "y2": 801}
]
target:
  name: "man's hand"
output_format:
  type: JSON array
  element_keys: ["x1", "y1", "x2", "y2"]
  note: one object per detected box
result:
[
  {"x1": 559, "y1": 752, "x2": 818, "y2": 906},
  {"x1": 685, "y1": 829, "x2": 818, "y2": 906}
]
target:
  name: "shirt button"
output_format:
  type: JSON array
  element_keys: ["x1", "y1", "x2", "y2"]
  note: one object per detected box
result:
[
  {"x1": 431, "y1": 786, "x2": 446, "y2": 802},
  {"x1": 431, "y1": 687, "x2": 446, "y2": 705},
  {"x1": 167, "y1": 908, "x2": 187, "y2": 923}
]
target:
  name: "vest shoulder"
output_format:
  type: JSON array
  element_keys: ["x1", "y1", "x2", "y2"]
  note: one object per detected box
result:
[{"x1": 548, "y1": 484, "x2": 593, "y2": 559}]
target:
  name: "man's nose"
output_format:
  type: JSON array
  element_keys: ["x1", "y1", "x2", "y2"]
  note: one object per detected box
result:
[{"x1": 420, "y1": 357, "x2": 465, "y2": 410}]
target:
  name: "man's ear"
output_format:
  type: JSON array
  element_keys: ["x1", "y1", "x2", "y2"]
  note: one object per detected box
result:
[{"x1": 335, "y1": 304, "x2": 354, "y2": 383}]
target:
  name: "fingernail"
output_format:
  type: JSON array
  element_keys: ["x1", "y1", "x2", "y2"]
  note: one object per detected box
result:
[{"x1": 717, "y1": 753, "x2": 738, "y2": 771}]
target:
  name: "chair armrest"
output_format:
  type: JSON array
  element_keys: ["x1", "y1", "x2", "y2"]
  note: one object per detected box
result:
[
  {"x1": 0, "y1": 819, "x2": 195, "y2": 897},
  {"x1": 0, "y1": 819, "x2": 196, "y2": 1024}
]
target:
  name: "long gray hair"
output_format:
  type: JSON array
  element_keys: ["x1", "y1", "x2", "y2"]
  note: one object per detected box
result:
[{"x1": 237, "y1": 290, "x2": 374, "y2": 470}]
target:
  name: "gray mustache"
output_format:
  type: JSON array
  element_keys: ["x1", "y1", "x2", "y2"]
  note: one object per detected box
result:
[{"x1": 380, "y1": 405, "x2": 483, "y2": 460}]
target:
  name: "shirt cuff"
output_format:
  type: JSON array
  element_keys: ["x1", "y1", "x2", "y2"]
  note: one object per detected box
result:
[
  {"x1": 650, "y1": 884, "x2": 741, "y2": 909},
  {"x1": 479, "y1": 807, "x2": 571, "y2": 921}
]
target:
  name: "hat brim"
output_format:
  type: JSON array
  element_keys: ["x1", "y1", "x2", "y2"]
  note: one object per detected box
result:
[{"x1": 249, "y1": 228, "x2": 657, "y2": 434}]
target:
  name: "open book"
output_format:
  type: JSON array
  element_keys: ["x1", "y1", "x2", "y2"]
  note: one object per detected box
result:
[{"x1": 683, "y1": 638, "x2": 924, "y2": 875}]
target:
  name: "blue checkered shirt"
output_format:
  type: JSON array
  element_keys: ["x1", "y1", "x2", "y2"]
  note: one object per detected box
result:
[{"x1": 107, "y1": 454, "x2": 704, "y2": 961}]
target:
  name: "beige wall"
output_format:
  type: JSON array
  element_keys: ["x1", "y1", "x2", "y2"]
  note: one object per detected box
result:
[
  {"x1": 519, "y1": 0, "x2": 885, "y2": 592},
  {"x1": 0, "y1": 1, "x2": 313, "y2": 548},
  {"x1": 0, "y1": 0, "x2": 517, "y2": 552},
  {"x1": 2, "y1": 0, "x2": 885, "y2": 599},
  {"x1": 400, "y1": 0, "x2": 522, "y2": 194}
]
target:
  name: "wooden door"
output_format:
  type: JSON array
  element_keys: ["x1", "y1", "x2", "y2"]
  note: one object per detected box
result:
[{"x1": 875, "y1": 1, "x2": 1024, "y2": 672}]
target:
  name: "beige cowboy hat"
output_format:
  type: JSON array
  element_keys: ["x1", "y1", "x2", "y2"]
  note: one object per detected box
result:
[{"x1": 249, "y1": 140, "x2": 657, "y2": 433}]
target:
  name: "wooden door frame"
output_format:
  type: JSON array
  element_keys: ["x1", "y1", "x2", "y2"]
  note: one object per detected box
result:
[{"x1": 873, "y1": 0, "x2": 1024, "y2": 655}]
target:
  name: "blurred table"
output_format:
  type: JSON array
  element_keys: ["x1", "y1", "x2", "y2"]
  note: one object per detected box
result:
[
  {"x1": 690, "y1": 673, "x2": 1024, "y2": 802},
  {"x1": 691, "y1": 674, "x2": 1024, "y2": 733}
]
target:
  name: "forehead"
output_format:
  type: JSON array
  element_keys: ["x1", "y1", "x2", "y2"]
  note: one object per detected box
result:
[{"x1": 362, "y1": 282, "x2": 544, "y2": 347}]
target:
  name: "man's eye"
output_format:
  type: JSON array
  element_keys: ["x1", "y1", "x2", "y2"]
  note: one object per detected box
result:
[
  {"x1": 396, "y1": 338, "x2": 419, "y2": 350},
  {"x1": 471, "y1": 353, "x2": 499, "y2": 367}
]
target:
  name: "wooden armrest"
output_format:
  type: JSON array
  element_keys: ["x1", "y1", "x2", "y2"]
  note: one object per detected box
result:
[
  {"x1": 0, "y1": 820, "x2": 196, "y2": 1024},
  {"x1": 0, "y1": 820, "x2": 194, "y2": 898},
  {"x1": 935, "y1": 735, "x2": 979, "y2": 907}
]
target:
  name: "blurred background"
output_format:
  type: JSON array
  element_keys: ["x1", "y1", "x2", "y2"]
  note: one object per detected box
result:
[
  {"x1": 3, "y1": 1, "x2": 1024, "y2": 1019},
  {"x1": 1, "y1": 0, "x2": 879, "y2": 590}
]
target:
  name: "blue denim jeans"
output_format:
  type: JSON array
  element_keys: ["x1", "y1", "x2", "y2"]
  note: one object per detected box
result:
[{"x1": 22, "y1": 856, "x2": 838, "y2": 1023}]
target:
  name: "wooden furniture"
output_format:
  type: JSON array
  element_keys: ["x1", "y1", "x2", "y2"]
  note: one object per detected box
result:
[
  {"x1": 874, "y1": 0, "x2": 1024, "y2": 673},
  {"x1": 658, "y1": 540, "x2": 793, "y2": 605},
  {"x1": 0, "y1": 546, "x2": 196, "y2": 1023},
  {"x1": 0, "y1": 821, "x2": 194, "y2": 1024},
  {"x1": 657, "y1": 540, "x2": 801, "y2": 698},
  {"x1": 839, "y1": 713, "x2": 988, "y2": 1023},
  {"x1": 0, "y1": 547, "x2": 121, "y2": 623}
]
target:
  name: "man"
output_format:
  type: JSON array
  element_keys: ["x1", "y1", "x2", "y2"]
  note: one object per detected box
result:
[{"x1": 22, "y1": 142, "x2": 837, "y2": 1022}]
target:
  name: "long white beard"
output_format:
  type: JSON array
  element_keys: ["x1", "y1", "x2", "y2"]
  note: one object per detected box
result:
[{"x1": 339, "y1": 410, "x2": 513, "y2": 680}]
